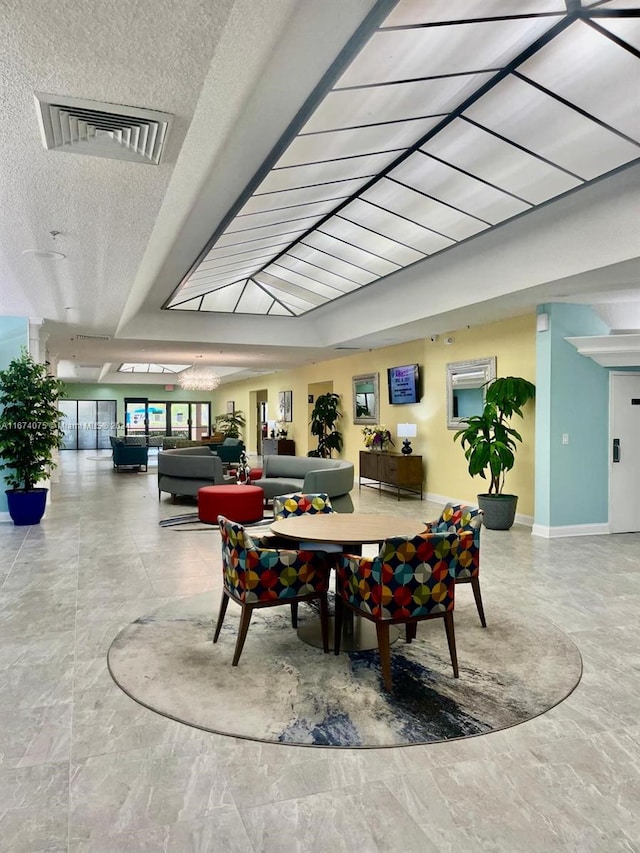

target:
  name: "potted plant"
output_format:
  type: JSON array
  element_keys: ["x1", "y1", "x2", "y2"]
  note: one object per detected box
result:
[
  {"x1": 454, "y1": 376, "x2": 535, "y2": 530},
  {"x1": 308, "y1": 392, "x2": 343, "y2": 458},
  {"x1": 361, "y1": 424, "x2": 394, "y2": 452},
  {"x1": 0, "y1": 348, "x2": 66, "y2": 525},
  {"x1": 214, "y1": 409, "x2": 246, "y2": 439}
]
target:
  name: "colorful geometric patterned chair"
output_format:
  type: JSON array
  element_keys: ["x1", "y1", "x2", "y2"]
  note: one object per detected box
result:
[
  {"x1": 272, "y1": 492, "x2": 334, "y2": 519},
  {"x1": 425, "y1": 503, "x2": 486, "y2": 627},
  {"x1": 215, "y1": 515, "x2": 332, "y2": 665},
  {"x1": 334, "y1": 532, "x2": 461, "y2": 691},
  {"x1": 266, "y1": 493, "x2": 340, "y2": 626}
]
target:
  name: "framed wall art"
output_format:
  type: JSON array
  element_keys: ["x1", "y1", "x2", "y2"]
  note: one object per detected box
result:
[
  {"x1": 279, "y1": 390, "x2": 293, "y2": 422},
  {"x1": 353, "y1": 373, "x2": 379, "y2": 424}
]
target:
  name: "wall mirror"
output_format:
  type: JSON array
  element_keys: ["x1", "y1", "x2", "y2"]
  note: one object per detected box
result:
[
  {"x1": 446, "y1": 357, "x2": 496, "y2": 430},
  {"x1": 353, "y1": 373, "x2": 379, "y2": 424}
]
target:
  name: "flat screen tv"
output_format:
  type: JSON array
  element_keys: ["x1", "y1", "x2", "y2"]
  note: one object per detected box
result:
[{"x1": 387, "y1": 364, "x2": 421, "y2": 405}]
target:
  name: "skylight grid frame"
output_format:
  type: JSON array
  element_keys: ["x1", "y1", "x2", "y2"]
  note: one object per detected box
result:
[
  {"x1": 167, "y1": 0, "x2": 640, "y2": 316},
  {"x1": 275, "y1": 251, "x2": 376, "y2": 286},
  {"x1": 282, "y1": 243, "x2": 375, "y2": 286},
  {"x1": 269, "y1": 256, "x2": 367, "y2": 291}
]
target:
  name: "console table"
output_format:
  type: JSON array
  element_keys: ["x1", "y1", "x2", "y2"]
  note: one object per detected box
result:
[
  {"x1": 262, "y1": 438, "x2": 296, "y2": 456},
  {"x1": 359, "y1": 450, "x2": 423, "y2": 500}
]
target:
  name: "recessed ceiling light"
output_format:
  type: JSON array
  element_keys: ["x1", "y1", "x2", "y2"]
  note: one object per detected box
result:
[{"x1": 22, "y1": 249, "x2": 66, "y2": 260}]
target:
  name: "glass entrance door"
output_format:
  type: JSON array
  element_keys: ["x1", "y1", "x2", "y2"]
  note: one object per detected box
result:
[
  {"x1": 125, "y1": 401, "x2": 149, "y2": 437},
  {"x1": 169, "y1": 403, "x2": 190, "y2": 439},
  {"x1": 188, "y1": 402, "x2": 210, "y2": 440},
  {"x1": 124, "y1": 400, "x2": 211, "y2": 440}
]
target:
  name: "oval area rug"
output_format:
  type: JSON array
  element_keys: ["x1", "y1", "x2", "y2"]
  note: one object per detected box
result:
[{"x1": 108, "y1": 592, "x2": 582, "y2": 748}]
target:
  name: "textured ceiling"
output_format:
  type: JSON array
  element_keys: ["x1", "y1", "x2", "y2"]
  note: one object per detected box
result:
[{"x1": 1, "y1": 0, "x2": 639, "y2": 385}]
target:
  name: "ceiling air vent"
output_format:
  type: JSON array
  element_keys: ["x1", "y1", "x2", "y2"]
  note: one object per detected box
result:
[
  {"x1": 34, "y1": 93, "x2": 172, "y2": 165},
  {"x1": 75, "y1": 334, "x2": 111, "y2": 341}
]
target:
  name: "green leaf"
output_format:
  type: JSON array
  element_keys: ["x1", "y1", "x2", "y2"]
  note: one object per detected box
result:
[{"x1": 451, "y1": 373, "x2": 535, "y2": 494}]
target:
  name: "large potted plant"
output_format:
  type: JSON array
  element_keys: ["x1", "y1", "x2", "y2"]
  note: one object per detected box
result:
[
  {"x1": 308, "y1": 392, "x2": 343, "y2": 458},
  {"x1": 454, "y1": 376, "x2": 535, "y2": 530},
  {"x1": 0, "y1": 349, "x2": 66, "y2": 525},
  {"x1": 214, "y1": 409, "x2": 246, "y2": 439}
]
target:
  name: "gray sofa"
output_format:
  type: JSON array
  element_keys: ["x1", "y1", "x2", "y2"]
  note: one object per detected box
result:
[
  {"x1": 253, "y1": 455, "x2": 354, "y2": 512},
  {"x1": 157, "y1": 447, "x2": 234, "y2": 500}
]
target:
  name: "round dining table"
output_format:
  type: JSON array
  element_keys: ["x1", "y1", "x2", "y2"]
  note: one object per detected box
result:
[
  {"x1": 269, "y1": 512, "x2": 428, "y2": 651},
  {"x1": 269, "y1": 512, "x2": 427, "y2": 547}
]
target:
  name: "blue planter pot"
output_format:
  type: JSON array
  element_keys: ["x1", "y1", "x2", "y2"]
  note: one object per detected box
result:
[{"x1": 6, "y1": 488, "x2": 48, "y2": 526}]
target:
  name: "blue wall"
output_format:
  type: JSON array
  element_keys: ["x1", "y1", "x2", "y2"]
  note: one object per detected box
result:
[
  {"x1": 0, "y1": 317, "x2": 29, "y2": 514},
  {"x1": 535, "y1": 304, "x2": 610, "y2": 528}
]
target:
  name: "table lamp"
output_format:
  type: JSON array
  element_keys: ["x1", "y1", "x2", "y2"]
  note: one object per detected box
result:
[{"x1": 397, "y1": 423, "x2": 417, "y2": 455}]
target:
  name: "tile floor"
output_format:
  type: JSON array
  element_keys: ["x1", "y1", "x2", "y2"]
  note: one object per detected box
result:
[{"x1": 0, "y1": 450, "x2": 639, "y2": 852}]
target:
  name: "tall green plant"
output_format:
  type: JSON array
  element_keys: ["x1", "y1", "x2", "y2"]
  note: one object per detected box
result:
[
  {"x1": 454, "y1": 376, "x2": 535, "y2": 495},
  {"x1": 309, "y1": 392, "x2": 343, "y2": 458},
  {"x1": 0, "y1": 349, "x2": 66, "y2": 491},
  {"x1": 214, "y1": 409, "x2": 246, "y2": 438}
]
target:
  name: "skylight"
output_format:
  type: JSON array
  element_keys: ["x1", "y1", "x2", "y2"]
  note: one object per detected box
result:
[
  {"x1": 118, "y1": 363, "x2": 190, "y2": 373},
  {"x1": 167, "y1": 0, "x2": 640, "y2": 317}
]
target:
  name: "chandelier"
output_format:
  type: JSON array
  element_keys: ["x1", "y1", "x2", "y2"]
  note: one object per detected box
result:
[{"x1": 178, "y1": 366, "x2": 221, "y2": 391}]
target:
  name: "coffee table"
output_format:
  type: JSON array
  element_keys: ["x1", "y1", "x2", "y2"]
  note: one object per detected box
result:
[{"x1": 269, "y1": 513, "x2": 427, "y2": 651}]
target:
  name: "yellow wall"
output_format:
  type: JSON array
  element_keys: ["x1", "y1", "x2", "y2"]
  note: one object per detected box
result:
[{"x1": 213, "y1": 313, "x2": 537, "y2": 515}]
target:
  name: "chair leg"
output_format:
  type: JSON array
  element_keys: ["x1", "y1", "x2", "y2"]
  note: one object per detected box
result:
[
  {"x1": 213, "y1": 591, "x2": 229, "y2": 644},
  {"x1": 470, "y1": 576, "x2": 487, "y2": 627},
  {"x1": 405, "y1": 623, "x2": 417, "y2": 643},
  {"x1": 232, "y1": 605, "x2": 253, "y2": 666},
  {"x1": 318, "y1": 593, "x2": 329, "y2": 654},
  {"x1": 443, "y1": 611, "x2": 459, "y2": 678},
  {"x1": 375, "y1": 622, "x2": 392, "y2": 691},
  {"x1": 334, "y1": 598, "x2": 344, "y2": 655},
  {"x1": 290, "y1": 601, "x2": 299, "y2": 628}
]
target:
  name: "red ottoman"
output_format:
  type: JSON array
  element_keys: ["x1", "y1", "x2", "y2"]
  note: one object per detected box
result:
[
  {"x1": 248, "y1": 467, "x2": 262, "y2": 481},
  {"x1": 198, "y1": 484, "x2": 264, "y2": 525}
]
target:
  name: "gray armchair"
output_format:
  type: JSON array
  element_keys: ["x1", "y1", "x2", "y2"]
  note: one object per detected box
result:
[
  {"x1": 157, "y1": 446, "x2": 234, "y2": 501},
  {"x1": 209, "y1": 437, "x2": 245, "y2": 465}
]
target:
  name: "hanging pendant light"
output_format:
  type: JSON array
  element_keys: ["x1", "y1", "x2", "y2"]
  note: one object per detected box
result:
[{"x1": 178, "y1": 366, "x2": 221, "y2": 391}]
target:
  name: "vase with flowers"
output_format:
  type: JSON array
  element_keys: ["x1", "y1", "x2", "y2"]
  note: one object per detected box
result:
[{"x1": 362, "y1": 424, "x2": 394, "y2": 452}]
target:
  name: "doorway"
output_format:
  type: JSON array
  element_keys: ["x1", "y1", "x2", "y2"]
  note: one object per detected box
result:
[
  {"x1": 609, "y1": 372, "x2": 640, "y2": 533},
  {"x1": 252, "y1": 390, "x2": 268, "y2": 455}
]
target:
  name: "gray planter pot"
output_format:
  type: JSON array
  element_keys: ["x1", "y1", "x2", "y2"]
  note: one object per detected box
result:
[{"x1": 477, "y1": 493, "x2": 518, "y2": 530}]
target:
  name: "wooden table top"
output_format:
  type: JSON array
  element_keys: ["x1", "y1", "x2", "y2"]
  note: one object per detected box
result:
[{"x1": 269, "y1": 513, "x2": 427, "y2": 545}]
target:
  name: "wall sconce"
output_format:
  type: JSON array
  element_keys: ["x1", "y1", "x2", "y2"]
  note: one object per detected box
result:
[{"x1": 397, "y1": 423, "x2": 417, "y2": 455}]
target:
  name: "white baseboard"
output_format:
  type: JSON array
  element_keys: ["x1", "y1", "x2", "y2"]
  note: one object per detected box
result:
[
  {"x1": 0, "y1": 511, "x2": 12, "y2": 523},
  {"x1": 426, "y1": 492, "x2": 533, "y2": 528},
  {"x1": 531, "y1": 522, "x2": 610, "y2": 538},
  {"x1": 425, "y1": 491, "x2": 461, "y2": 507}
]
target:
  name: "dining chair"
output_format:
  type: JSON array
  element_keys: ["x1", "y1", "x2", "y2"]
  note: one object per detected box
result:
[
  {"x1": 334, "y1": 532, "x2": 460, "y2": 691},
  {"x1": 269, "y1": 492, "x2": 342, "y2": 627},
  {"x1": 215, "y1": 515, "x2": 332, "y2": 665},
  {"x1": 425, "y1": 503, "x2": 486, "y2": 627}
]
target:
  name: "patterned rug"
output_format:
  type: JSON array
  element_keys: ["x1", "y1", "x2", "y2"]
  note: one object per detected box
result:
[{"x1": 107, "y1": 593, "x2": 582, "y2": 748}]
